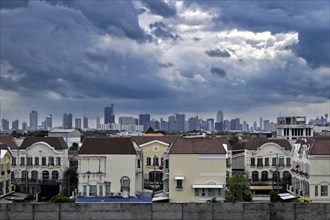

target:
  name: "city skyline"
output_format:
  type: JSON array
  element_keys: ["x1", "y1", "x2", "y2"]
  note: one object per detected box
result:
[{"x1": 0, "y1": 1, "x2": 329, "y2": 127}]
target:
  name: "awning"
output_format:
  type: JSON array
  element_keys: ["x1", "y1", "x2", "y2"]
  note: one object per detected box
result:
[
  {"x1": 278, "y1": 193, "x2": 298, "y2": 200},
  {"x1": 152, "y1": 197, "x2": 170, "y2": 202},
  {"x1": 175, "y1": 176, "x2": 184, "y2": 180},
  {"x1": 192, "y1": 184, "x2": 223, "y2": 189},
  {"x1": 250, "y1": 185, "x2": 273, "y2": 190}
]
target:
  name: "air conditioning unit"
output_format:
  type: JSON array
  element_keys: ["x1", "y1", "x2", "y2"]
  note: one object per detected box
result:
[
  {"x1": 110, "y1": 192, "x2": 115, "y2": 197},
  {"x1": 117, "y1": 192, "x2": 122, "y2": 197}
]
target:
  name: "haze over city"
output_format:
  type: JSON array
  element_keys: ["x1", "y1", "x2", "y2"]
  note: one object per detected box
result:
[{"x1": 0, "y1": 1, "x2": 329, "y2": 127}]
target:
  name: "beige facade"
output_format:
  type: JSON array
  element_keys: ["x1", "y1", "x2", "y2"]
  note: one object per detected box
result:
[
  {"x1": 0, "y1": 149, "x2": 12, "y2": 195},
  {"x1": 168, "y1": 154, "x2": 226, "y2": 203}
]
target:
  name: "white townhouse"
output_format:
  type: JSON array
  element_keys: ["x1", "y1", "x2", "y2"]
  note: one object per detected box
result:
[
  {"x1": 11, "y1": 137, "x2": 69, "y2": 200},
  {"x1": 244, "y1": 137, "x2": 292, "y2": 193},
  {"x1": 48, "y1": 129, "x2": 81, "y2": 148},
  {"x1": 0, "y1": 143, "x2": 12, "y2": 196},
  {"x1": 77, "y1": 137, "x2": 143, "y2": 198},
  {"x1": 289, "y1": 137, "x2": 330, "y2": 202},
  {"x1": 163, "y1": 137, "x2": 227, "y2": 203}
]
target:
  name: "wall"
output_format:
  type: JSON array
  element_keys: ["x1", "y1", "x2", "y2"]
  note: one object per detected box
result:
[{"x1": 0, "y1": 203, "x2": 329, "y2": 220}]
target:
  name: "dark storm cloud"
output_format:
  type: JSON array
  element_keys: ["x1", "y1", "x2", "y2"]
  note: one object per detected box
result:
[
  {"x1": 142, "y1": 0, "x2": 177, "y2": 18},
  {"x1": 149, "y1": 22, "x2": 179, "y2": 41},
  {"x1": 206, "y1": 49, "x2": 231, "y2": 58},
  {"x1": 158, "y1": 62, "x2": 174, "y2": 68},
  {"x1": 210, "y1": 67, "x2": 227, "y2": 78},
  {"x1": 0, "y1": 0, "x2": 28, "y2": 9}
]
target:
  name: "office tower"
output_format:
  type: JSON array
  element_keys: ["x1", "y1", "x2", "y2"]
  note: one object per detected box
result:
[
  {"x1": 242, "y1": 121, "x2": 249, "y2": 132},
  {"x1": 206, "y1": 118, "x2": 214, "y2": 131},
  {"x1": 1, "y1": 118, "x2": 9, "y2": 131},
  {"x1": 168, "y1": 115, "x2": 177, "y2": 132},
  {"x1": 260, "y1": 117, "x2": 263, "y2": 131},
  {"x1": 176, "y1": 113, "x2": 185, "y2": 132},
  {"x1": 75, "y1": 118, "x2": 82, "y2": 129},
  {"x1": 45, "y1": 114, "x2": 52, "y2": 130},
  {"x1": 150, "y1": 119, "x2": 159, "y2": 131},
  {"x1": 29, "y1": 110, "x2": 38, "y2": 130},
  {"x1": 119, "y1": 116, "x2": 136, "y2": 125},
  {"x1": 230, "y1": 118, "x2": 240, "y2": 131},
  {"x1": 63, "y1": 113, "x2": 73, "y2": 129},
  {"x1": 224, "y1": 120, "x2": 230, "y2": 131},
  {"x1": 96, "y1": 117, "x2": 101, "y2": 130},
  {"x1": 83, "y1": 116, "x2": 88, "y2": 129},
  {"x1": 160, "y1": 118, "x2": 169, "y2": 132},
  {"x1": 188, "y1": 116, "x2": 199, "y2": 131},
  {"x1": 263, "y1": 120, "x2": 270, "y2": 132},
  {"x1": 216, "y1": 110, "x2": 224, "y2": 122},
  {"x1": 253, "y1": 121, "x2": 257, "y2": 131},
  {"x1": 104, "y1": 104, "x2": 115, "y2": 124},
  {"x1": 139, "y1": 114, "x2": 150, "y2": 132},
  {"x1": 12, "y1": 119, "x2": 19, "y2": 130},
  {"x1": 22, "y1": 122, "x2": 27, "y2": 131}
]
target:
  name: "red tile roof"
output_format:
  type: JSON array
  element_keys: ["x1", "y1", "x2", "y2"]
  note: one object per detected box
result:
[
  {"x1": 79, "y1": 137, "x2": 136, "y2": 155},
  {"x1": 245, "y1": 137, "x2": 292, "y2": 151},
  {"x1": 308, "y1": 136, "x2": 330, "y2": 155},
  {"x1": 20, "y1": 137, "x2": 68, "y2": 150},
  {"x1": 169, "y1": 137, "x2": 227, "y2": 154},
  {"x1": 0, "y1": 135, "x2": 19, "y2": 150}
]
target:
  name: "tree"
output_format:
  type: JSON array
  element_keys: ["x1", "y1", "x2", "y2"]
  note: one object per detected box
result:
[
  {"x1": 225, "y1": 173, "x2": 252, "y2": 202},
  {"x1": 63, "y1": 167, "x2": 78, "y2": 197},
  {"x1": 146, "y1": 127, "x2": 154, "y2": 133}
]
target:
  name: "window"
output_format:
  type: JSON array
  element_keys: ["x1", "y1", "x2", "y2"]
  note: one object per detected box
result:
[
  {"x1": 176, "y1": 180, "x2": 183, "y2": 189},
  {"x1": 146, "y1": 157, "x2": 151, "y2": 166},
  {"x1": 315, "y1": 186, "x2": 318, "y2": 196},
  {"x1": 42, "y1": 171, "x2": 49, "y2": 180},
  {"x1": 83, "y1": 185, "x2": 87, "y2": 196},
  {"x1": 273, "y1": 171, "x2": 280, "y2": 182},
  {"x1": 99, "y1": 185, "x2": 103, "y2": 196},
  {"x1": 257, "y1": 158, "x2": 263, "y2": 167},
  {"x1": 208, "y1": 189, "x2": 216, "y2": 197},
  {"x1": 201, "y1": 188, "x2": 205, "y2": 196},
  {"x1": 34, "y1": 157, "x2": 39, "y2": 166},
  {"x1": 52, "y1": 171, "x2": 59, "y2": 180},
  {"x1": 31, "y1": 171, "x2": 38, "y2": 181},
  {"x1": 27, "y1": 157, "x2": 33, "y2": 166},
  {"x1": 105, "y1": 183, "x2": 111, "y2": 196},
  {"x1": 20, "y1": 157, "x2": 25, "y2": 166},
  {"x1": 261, "y1": 171, "x2": 268, "y2": 181},
  {"x1": 21, "y1": 170, "x2": 28, "y2": 180},
  {"x1": 252, "y1": 171, "x2": 259, "y2": 182},
  {"x1": 12, "y1": 157, "x2": 16, "y2": 166},
  {"x1": 121, "y1": 177, "x2": 130, "y2": 191},
  {"x1": 195, "y1": 188, "x2": 199, "y2": 196},
  {"x1": 48, "y1": 156, "x2": 54, "y2": 166},
  {"x1": 89, "y1": 185, "x2": 97, "y2": 196},
  {"x1": 137, "y1": 159, "x2": 141, "y2": 168},
  {"x1": 321, "y1": 185, "x2": 328, "y2": 197},
  {"x1": 279, "y1": 157, "x2": 284, "y2": 167},
  {"x1": 286, "y1": 158, "x2": 291, "y2": 166},
  {"x1": 250, "y1": 158, "x2": 255, "y2": 166},
  {"x1": 153, "y1": 156, "x2": 159, "y2": 166},
  {"x1": 42, "y1": 157, "x2": 47, "y2": 166},
  {"x1": 272, "y1": 157, "x2": 277, "y2": 166},
  {"x1": 265, "y1": 158, "x2": 269, "y2": 166},
  {"x1": 56, "y1": 157, "x2": 61, "y2": 166}
]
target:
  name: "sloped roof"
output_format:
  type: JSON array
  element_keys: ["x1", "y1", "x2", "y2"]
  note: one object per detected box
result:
[
  {"x1": 20, "y1": 137, "x2": 68, "y2": 150},
  {"x1": 0, "y1": 135, "x2": 19, "y2": 150},
  {"x1": 0, "y1": 143, "x2": 13, "y2": 158},
  {"x1": 169, "y1": 137, "x2": 227, "y2": 154},
  {"x1": 131, "y1": 135, "x2": 180, "y2": 145},
  {"x1": 308, "y1": 136, "x2": 330, "y2": 155},
  {"x1": 79, "y1": 137, "x2": 136, "y2": 155},
  {"x1": 215, "y1": 136, "x2": 232, "y2": 150},
  {"x1": 245, "y1": 137, "x2": 292, "y2": 151}
]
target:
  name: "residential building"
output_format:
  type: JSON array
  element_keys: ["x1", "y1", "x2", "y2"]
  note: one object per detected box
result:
[
  {"x1": 163, "y1": 137, "x2": 227, "y2": 203},
  {"x1": 0, "y1": 143, "x2": 12, "y2": 195},
  {"x1": 29, "y1": 110, "x2": 38, "y2": 130},
  {"x1": 216, "y1": 111, "x2": 223, "y2": 123},
  {"x1": 119, "y1": 116, "x2": 136, "y2": 125},
  {"x1": 1, "y1": 118, "x2": 9, "y2": 131},
  {"x1": 244, "y1": 137, "x2": 292, "y2": 194},
  {"x1": 12, "y1": 120, "x2": 19, "y2": 130},
  {"x1": 139, "y1": 114, "x2": 150, "y2": 132},
  {"x1": 11, "y1": 137, "x2": 69, "y2": 200},
  {"x1": 45, "y1": 115, "x2": 53, "y2": 130},
  {"x1": 22, "y1": 122, "x2": 28, "y2": 131},
  {"x1": 104, "y1": 104, "x2": 115, "y2": 125},
  {"x1": 77, "y1": 137, "x2": 143, "y2": 198},
  {"x1": 96, "y1": 117, "x2": 101, "y2": 130},
  {"x1": 277, "y1": 116, "x2": 314, "y2": 141},
  {"x1": 75, "y1": 118, "x2": 82, "y2": 129},
  {"x1": 83, "y1": 116, "x2": 88, "y2": 129},
  {"x1": 207, "y1": 118, "x2": 215, "y2": 132},
  {"x1": 48, "y1": 129, "x2": 81, "y2": 147},
  {"x1": 289, "y1": 137, "x2": 330, "y2": 203},
  {"x1": 62, "y1": 113, "x2": 73, "y2": 129}
]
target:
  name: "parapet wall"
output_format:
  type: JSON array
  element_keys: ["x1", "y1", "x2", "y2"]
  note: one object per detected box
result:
[{"x1": 0, "y1": 203, "x2": 329, "y2": 220}]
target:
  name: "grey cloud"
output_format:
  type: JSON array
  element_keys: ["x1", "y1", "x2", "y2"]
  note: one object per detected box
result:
[
  {"x1": 210, "y1": 67, "x2": 227, "y2": 78},
  {"x1": 0, "y1": 0, "x2": 28, "y2": 9},
  {"x1": 142, "y1": 0, "x2": 177, "y2": 18},
  {"x1": 149, "y1": 22, "x2": 179, "y2": 41},
  {"x1": 206, "y1": 49, "x2": 231, "y2": 58},
  {"x1": 158, "y1": 62, "x2": 174, "y2": 68}
]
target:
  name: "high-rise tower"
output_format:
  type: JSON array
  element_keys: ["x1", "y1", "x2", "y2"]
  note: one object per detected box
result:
[{"x1": 104, "y1": 104, "x2": 115, "y2": 124}]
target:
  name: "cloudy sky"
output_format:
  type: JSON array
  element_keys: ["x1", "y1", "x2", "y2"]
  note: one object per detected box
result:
[{"x1": 0, "y1": 0, "x2": 329, "y2": 127}]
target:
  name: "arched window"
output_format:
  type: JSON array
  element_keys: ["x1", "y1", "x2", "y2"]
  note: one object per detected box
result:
[
  {"x1": 252, "y1": 171, "x2": 259, "y2": 182},
  {"x1": 21, "y1": 170, "x2": 28, "y2": 180},
  {"x1": 121, "y1": 176, "x2": 130, "y2": 191},
  {"x1": 273, "y1": 171, "x2": 280, "y2": 183},
  {"x1": 42, "y1": 170, "x2": 49, "y2": 180},
  {"x1": 261, "y1": 171, "x2": 268, "y2": 181},
  {"x1": 52, "y1": 171, "x2": 59, "y2": 180},
  {"x1": 31, "y1": 170, "x2": 38, "y2": 181}
]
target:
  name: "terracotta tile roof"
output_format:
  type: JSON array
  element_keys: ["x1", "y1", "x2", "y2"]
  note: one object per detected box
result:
[
  {"x1": 308, "y1": 136, "x2": 330, "y2": 155},
  {"x1": 245, "y1": 137, "x2": 292, "y2": 151},
  {"x1": 20, "y1": 137, "x2": 68, "y2": 150},
  {"x1": 215, "y1": 136, "x2": 232, "y2": 150},
  {"x1": 131, "y1": 135, "x2": 180, "y2": 145},
  {"x1": 0, "y1": 135, "x2": 19, "y2": 150},
  {"x1": 79, "y1": 137, "x2": 136, "y2": 155},
  {"x1": 169, "y1": 137, "x2": 227, "y2": 154}
]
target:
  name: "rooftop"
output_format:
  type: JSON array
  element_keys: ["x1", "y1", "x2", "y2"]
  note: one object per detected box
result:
[
  {"x1": 169, "y1": 137, "x2": 227, "y2": 154},
  {"x1": 245, "y1": 137, "x2": 292, "y2": 151},
  {"x1": 20, "y1": 137, "x2": 68, "y2": 150}
]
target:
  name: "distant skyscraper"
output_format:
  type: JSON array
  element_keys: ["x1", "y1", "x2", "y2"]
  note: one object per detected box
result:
[
  {"x1": 63, "y1": 113, "x2": 73, "y2": 129},
  {"x1": 119, "y1": 116, "x2": 136, "y2": 125},
  {"x1": 1, "y1": 118, "x2": 9, "y2": 131},
  {"x1": 242, "y1": 121, "x2": 249, "y2": 132},
  {"x1": 45, "y1": 114, "x2": 52, "y2": 130},
  {"x1": 139, "y1": 114, "x2": 150, "y2": 131},
  {"x1": 230, "y1": 118, "x2": 240, "y2": 131},
  {"x1": 83, "y1": 116, "x2": 88, "y2": 129},
  {"x1": 206, "y1": 118, "x2": 214, "y2": 131},
  {"x1": 12, "y1": 119, "x2": 19, "y2": 130},
  {"x1": 22, "y1": 122, "x2": 27, "y2": 131},
  {"x1": 253, "y1": 121, "x2": 257, "y2": 131},
  {"x1": 75, "y1": 118, "x2": 81, "y2": 129},
  {"x1": 104, "y1": 104, "x2": 115, "y2": 124},
  {"x1": 150, "y1": 119, "x2": 160, "y2": 131},
  {"x1": 260, "y1": 117, "x2": 263, "y2": 131},
  {"x1": 176, "y1": 113, "x2": 185, "y2": 132},
  {"x1": 29, "y1": 110, "x2": 38, "y2": 130},
  {"x1": 188, "y1": 116, "x2": 199, "y2": 131},
  {"x1": 216, "y1": 111, "x2": 224, "y2": 122},
  {"x1": 96, "y1": 117, "x2": 101, "y2": 130}
]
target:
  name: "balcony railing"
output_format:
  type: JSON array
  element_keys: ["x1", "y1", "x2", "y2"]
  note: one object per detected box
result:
[{"x1": 13, "y1": 178, "x2": 63, "y2": 185}]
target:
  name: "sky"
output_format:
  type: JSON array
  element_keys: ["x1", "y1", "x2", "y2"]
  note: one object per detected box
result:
[{"x1": 0, "y1": 0, "x2": 329, "y2": 127}]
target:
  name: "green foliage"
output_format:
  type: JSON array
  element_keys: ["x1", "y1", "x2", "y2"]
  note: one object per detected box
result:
[
  {"x1": 146, "y1": 127, "x2": 155, "y2": 133},
  {"x1": 280, "y1": 172, "x2": 292, "y2": 193},
  {"x1": 228, "y1": 134, "x2": 239, "y2": 146},
  {"x1": 50, "y1": 194, "x2": 74, "y2": 203},
  {"x1": 13, "y1": 184, "x2": 35, "y2": 201},
  {"x1": 26, "y1": 130, "x2": 48, "y2": 137},
  {"x1": 225, "y1": 173, "x2": 251, "y2": 202},
  {"x1": 69, "y1": 142, "x2": 79, "y2": 151},
  {"x1": 270, "y1": 190, "x2": 280, "y2": 202},
  {"x1": 293, "y1": 197, "x2": 312, "y2": 203}
]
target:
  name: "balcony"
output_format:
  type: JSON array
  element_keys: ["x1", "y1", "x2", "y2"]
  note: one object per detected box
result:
[{"x1": 13, "y1": 178, "x2": 63, "y2": 185}]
